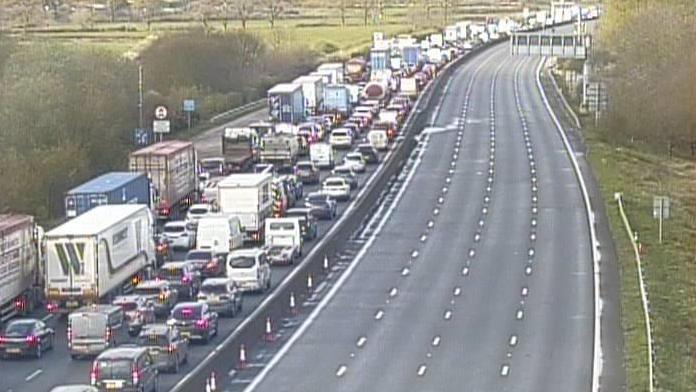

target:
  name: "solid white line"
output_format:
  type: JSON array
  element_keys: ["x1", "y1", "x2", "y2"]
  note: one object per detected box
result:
[
  {"x1": 242, "y1": 131, "x2": 431, "y2": 392},
  {"x1": 356, "y1": 336, "x2": 367, "y2": 348},
  {"x1": 534, "y1": 57, "x2": 604, "y2": 392},
  {"x1": 417, "y1": 364, "x2": 428, "y2": 377},
  {"x1": 432, "y1": 336, "x2": 441, "y2": 347},
  {"x1": 25, "y1": 369, "x2": 43, "y2": 382},
  {"x1": 335, "y1": 365, "x2": 347, "y2": 377},
  {"x1": 500, "y1": 364, "x2": 510, "y2": 377}
]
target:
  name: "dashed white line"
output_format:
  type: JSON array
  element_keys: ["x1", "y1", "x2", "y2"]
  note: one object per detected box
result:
[
  {"x1": 374, "y1": 309, "x2": 384, "y2": 320},
  {"x1": 500, "y1": 364, "x2": 510, "y2": 377},
  {"x1": 516, "y1": 309, "x2": 525, "y2": 320},
  {"x1": 417, "y1": 364, "x2": 428, "y2": 377},
  {"x1": 432, "y1": 336, "x2": 441, "y2": 347},
  {"x1": 25, "y1": 369, "x2": 43, "y2": 382},
  {"x1": 444, "y1": 310, "x2": 453, "y2": 320},
  {"x1": 336, "y1": 365, "x2": 347, "y2": 377},
  {"x1": 509, "y1": 335, "x2": 518, "y2": 346},
  {"x1": 357, "y1": 336, "x2": 367, "y2": 348}
]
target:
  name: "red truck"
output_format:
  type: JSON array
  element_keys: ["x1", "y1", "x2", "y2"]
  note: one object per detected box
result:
[
  {"x1": 129, "y1": 140, "x2": 198, "y2": 220},
  {"x1": 221, "y1": 127, "x2": 258, "y2": 173}
]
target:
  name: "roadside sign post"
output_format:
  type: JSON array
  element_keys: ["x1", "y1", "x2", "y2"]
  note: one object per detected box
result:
[
  {"x1": 183, "y1": 99, "x2": 196, "y2": 130},
  {"x1": 154, "y1": 105, "x2": 168, "y2": 142},
  {"x1": 652, "y1": 195, "x2": 670, "y2": 244}
]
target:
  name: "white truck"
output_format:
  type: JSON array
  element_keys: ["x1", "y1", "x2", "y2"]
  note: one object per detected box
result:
[
  {"x1": 400, "y1": 77, "x2": 419, "y2": 99},
  {"x1": 0, "y1": 214, "x2": 43, "y2": 326},
  {"x1": 293, "y1": 75, "x2": 324, "y2": 115},
  {"x1": 310, "y1": 142, "x2": 335, "y2": 169},
  {"x1": 44, "y1": 205, "x2": 155, "y2": 313},
  {"x1": 317, "y1": 63, "x2": 345, "y2": 85},
  {"x1": 217, "y1": 173, "x2": 273, "y2": 243},
  {"x1": 260, "y1": 133, "x2": 300, "y2": 168},
  {"x1": 264, "y1": 218, "x2": 302, "y2": 265}
]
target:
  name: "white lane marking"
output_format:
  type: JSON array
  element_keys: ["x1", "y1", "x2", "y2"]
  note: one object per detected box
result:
[
  {"x1": 25, "y1": 369, "x2": 43, "y2": 382},
  {"x1": 336, "y1": 365, "x2": 347, "y2": 377},
  {"x1": 411, "y1": 250, "x2": 420, "y2": 258},
  {"x1": 521, "y1": 287, "x2": 529, "y2": 297},
  {"x1": 516, "y1": 309, "x2": 524, "y2": 320},
  {"x1": 509, "y1": 335, "x2": 518, "y2": 346},
  {"x1": 444, "y1": 310, "x2": 453, "y2": 320},
  {"x1": 534, "y1": 57, "x2": 604, "y2": 392},
  {"x1": 420, "y1": 234, "x2": 428, "y2": 242},
  {"x1": 427, "y1": 220, "x2": 434, "y2": 228},
  {"x1": 500, "y1": 364, "x2": 510, "y2": 377},
  {"x1": 462, "y1": 267, "x2": 470, "y2": 276},
  {"x1": 453, "y1": 287, "x2": 461, "y2": 297},
  {"x1": 41, "y1": 314, "x2": 53, "y2": 322},
  {"x1": 375, "y1": 309, "x2": 385, "y2": 320},
  {"x1": 417, "y1": 364, "x2": 428, "y2": 377},
  {"x1": 357, "y1": 336, "x2": 367, "y2": 348},
  {"x1": 525, "y1": 266, "x2": 533, "y2": 276},
  {"x1": 432, "y1": 336, "x2": 441, "y2": 347},
  {"x1": 402, "y1": 267, "x2": 411, "y2": 276},
  {"x1": 389, "y1": 287, "x2": 398, "y2": 297}
]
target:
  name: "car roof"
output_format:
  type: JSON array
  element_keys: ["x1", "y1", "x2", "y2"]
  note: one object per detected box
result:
[
  {"x1": 189, "y1": 204, "x2": 211, "y2": 209},
  {"x1": 6, "y1": 318, "x2": 39, "y2": 326},
  {"x1": 164, "y1": 220, "x2": 187, "y2": 227},
  {"x1": 138, "y1": 324, "x2": 171, "y2": 335},
  {"x1": 229, "y1": 248, "x2": 265, "y2": 257},
  {"x1": 96, "y1": 347, "x2": 147, "y2": 360},
  {"x1": 324, "y1": 176, "x2": 346, "y2": 182},
  {"x1": 161, "y1": 261, "x2": 189, "y2": 268},
  {"x1": 172, "y1": 302, "x2": 203, "y2": 309},
  {"x1": 202, "y1": 278, "x2": 234, "y2": 286},
  {"x1": 346, "y1": 152, "x2": 363, "y2": 157},
  {"x1": 113, "y1": 295, "x2": 143, "y2": 303},
  {"x1": 137, "y1": 280, "x2": 169, "y2": 288}
]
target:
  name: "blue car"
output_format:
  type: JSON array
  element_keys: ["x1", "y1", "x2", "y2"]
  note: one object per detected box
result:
[{"x1": 304, "y1": 192, "x2": 337, "y2": 220}]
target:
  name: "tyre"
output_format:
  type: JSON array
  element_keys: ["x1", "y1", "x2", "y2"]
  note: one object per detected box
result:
[
  {"x1": 35, "y1": 343, "x2": 42, "y2": 359},
  {"x1": 70, "y1": 354, "x2": 79, "y2": 360},
  {"x1": 172, "y1": 357, "x2": 180, "y2": 374},
  {"x1": 152, "y1": 376, "x2": 159, "y2": 392},
  {"x1": 49, "y1": 334, "x2": 55, "y2": 350}
]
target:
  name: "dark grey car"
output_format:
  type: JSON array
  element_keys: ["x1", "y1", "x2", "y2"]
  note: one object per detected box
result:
[{"x1": 137, "y1": 324, "x2": 189, "y2": 374}]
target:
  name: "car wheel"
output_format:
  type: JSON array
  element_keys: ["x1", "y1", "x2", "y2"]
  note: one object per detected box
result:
[
  {"x1": 152, "y1": 375, "x2": 159, "y2": 392},
  {"x1": 35, "y1": 343, "x2": 42, "y2": 359},
  {"x1": 182, "y1": 352, "x2": 189, "y2": 364},
  {"x1": 70, "y1": 354, "x2": 79, "y2": 360},
  {"x1": 49, "y1": 334, "x2": 55, "y2": 350},
  {"x1": 172, "y1": 357, "x2": 180, "y2": 373}
]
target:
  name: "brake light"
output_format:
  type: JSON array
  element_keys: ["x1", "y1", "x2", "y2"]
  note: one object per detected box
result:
[
  {"x1": 105, "y1": 327, "x2": 112, "y2": 344},
  {"x1": 25, "y1": 335, "x2": 39, "y2": 346},
  {"x1": 156, "y1": 243, "x2": 168, "y2": 253},
  {"x1": 14, "y1": 298, "x2": 25, "y2": 311},
  {"x1": 46, "y1": 302, "x2": 58, "y2": 313},
  {"x1": 90, "y1": 362, "x2": 99, "y2": 385},
  {"x1": 132, "y1": 275, "x2": 140, "y2": 285},
  {"x1": 159, "y1": 293, "x2": 167, "y2": 301},
  {"x1": 0, "y1": 336, "x2": 6, "y2": 344},
  {"x1": 168, "y1": 344, "x2": 176, "y2": 353},
  {"x1": 181, "y1": 275, "x2": 191, "y2": 284},
  {"x1": 195, "y1": 319, "x2": 209, "y2": 329},
  {"x1": 205, "y1": 261, "x2": 218, "y2": 270},
  {"x1": 132, "y1": 367, "x2": 140, "y2": 385}
]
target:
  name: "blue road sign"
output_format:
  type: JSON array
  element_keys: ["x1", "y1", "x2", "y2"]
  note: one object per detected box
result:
[
  {"x1": 183, "y1": 99, "x2": 196, "y2": 112},
  {"x1": 133, "y1": 128, "x2": 150, "y2": 146}
]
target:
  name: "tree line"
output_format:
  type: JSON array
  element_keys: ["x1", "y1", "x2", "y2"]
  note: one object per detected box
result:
[
  {"x1": 0, "y1": 30, "x2": 314, "y2": 222},
  {"x1": 599, "y1": 0, "x2": 696, "y2": 157}
]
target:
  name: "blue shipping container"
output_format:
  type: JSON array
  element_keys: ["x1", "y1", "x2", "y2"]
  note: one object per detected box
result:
[
  {"x1": 268, "y1": 83, "x2": 305, "y2": 124},
  {"x1": 323, "y1": 85, "x2": 351, "y2": 115},
  {"x1": 65, "y1": 172, "x2": 151, "y2": 218},
  {"x1": 402, "y1": 46, "x2": 421, "y2": 67}
]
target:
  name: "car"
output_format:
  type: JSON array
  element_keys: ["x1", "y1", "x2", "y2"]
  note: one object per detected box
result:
[
  {"x1": 166, "y1": 302, "x2": 219, "y2": 343},
  {"x1": 266, "y1": 244, "x2": 299, "y2": 265},
  {"x1": 112, "y1": 295, "x2": 156, "y2": 337},
  {"x1": 157, "y1": 261, "x2": 202, "y2": 299},
  {"x1": 304, "y1": 192, "x2": 337, "y2": 220},
  {"x1": 49, "y1": 386, "x2": 98, "y2": 392},
  {"x1": 90, "y1": 347, "x2": 159, "y2": 392},
  {"x1": 133, "y1": 280, "x2": 179, "y2": 317},
  {"x1": 332, "y1": 166, "x2": 359, "y2": 190},
  {"x1": 356, "y1": 143, "x2": 380, "y2": 164},
  {"x1": 342, "y1": 122, "x2": 362, "y2": 137},
  {"x1": 162, "y1": 221, "x2": 195, "y2": 250},
  {"x1": 329, "y1": 128, "x2": 353, "y2": 149},
  {"x1": 153, "y1": 234, "x2": 172, "y2": 267},
  {"x1": 186, "y1": 203, "x2": 212, "y2": 225},
  {"x1": 343, "y1": 152, "x2": 367, "y2": 173},
  {"x1": 185, "y1": 249, "x2": 224, "y2": 278},
  {"x1": 253, "y1": 163, "x2": 274, "y2": 173},
  {"x1": 322, "y1": 177, "x2": 351, "y2": 202},
  {"x1": 136, "y1": 324, "x2": 189, "y2": 373},
  {"x1": 227, "y1": 248, "x2": 272, "y2": 293},
  {"x1": 197, "y1": 278, "x2": 244, "y2": 317},
  {"x1": 68, "y1": 305, "x2": 123, "y2": 359},
  {"x1": 0, "y1": 318, "x2": 55, "y2": 359},
  {"x1": 285, "y1": 208, "x2": 319, "y2": 240},
  {"x1": 199, "y1": 157, "x2": 226, "y2": 177},
  {"x1": 295, "y1": 161, "x2": 320, "y2": 185}
]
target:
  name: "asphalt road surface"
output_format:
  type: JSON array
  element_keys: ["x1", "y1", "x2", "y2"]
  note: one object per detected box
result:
[{"x1": 239, "y1": 42, "x2": 595, "y2": 392}]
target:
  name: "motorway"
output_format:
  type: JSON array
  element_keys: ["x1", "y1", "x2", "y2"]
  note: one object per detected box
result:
[
  {"x1": 0, "y1": 100, "x2": 394, "y2": 391},
  {"x1": 236, "y1": 40, "x2": 595, "y2": 391}
]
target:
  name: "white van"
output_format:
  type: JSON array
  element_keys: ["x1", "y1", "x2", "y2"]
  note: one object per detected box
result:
[
  {"x1": 226, "y1": 248, "x2": 271, "y2": 292},
  {"x1": 265, "y1": 217, "x2": 303, "y2": 256},
  {"x1": 310, "y1": 142, "x2": 335, "y2": 169},
  {"x1": 368, "y1": 129, "x2": 389, "y2": 151},
  {"x1": 196, "y1": 214, "x2": 244, "y2": 254},
  {"x1": 329, "y1": 128, "x2": 353, "y2": 149}
]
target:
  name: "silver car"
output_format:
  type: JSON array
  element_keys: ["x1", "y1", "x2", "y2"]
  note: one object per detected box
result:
[
  {"x1": 136, "y1": 324, "x2": 189, "y2": 374},
  {"x1": 197, "y1": 278, "x2": 243, "y2": 317}
]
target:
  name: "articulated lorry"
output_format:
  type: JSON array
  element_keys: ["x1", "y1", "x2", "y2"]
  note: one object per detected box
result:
[
  {"x1": 0, "y1": 215, "x2": 43, "y2": 326},
  {"x1": 222, "y1": 127, "x2": 258, "y2": 173},
  {"x1": 45, "y1": 205, "x2": 156, "y2": 313},
  {"x1": 260, "y1": 133, "x2": 300, "y2": 168},
  {"x1": 65, "y1": 172, "x2": 152, "y2": 218},
  {"x1": 217, "y1": 173, "x2": 273, "y2": 243},
  {"x1": 129, "y1": 140, "x2": 198, "y2": 220}
]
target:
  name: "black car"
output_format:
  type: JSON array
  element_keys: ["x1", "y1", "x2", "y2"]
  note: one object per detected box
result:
[
  {"x1": 167, "y1": 303, "x2": 219, "y2": 343},
  {"x1": 136, "y1": 324, "x2": 189, "y2": 374},
  {"x1": 91, "y1": 347, "x2": 158, "y2": 392},
  {"x1": 304, "y1": 192, "x2": 337, "y2": 220},
  {"x1": 0, "y1": 318, "x2": 55, "y2": 359},
  {"x1": 285, "y1": 208, "x2": 319, "y2": 240},
  {"x1": 356, "y1": 144, "x2": 380, "y2": 164},
  {"x1": 331, "y1": 166, "x2": 359, "y2": 190},
  {"x1": 157, "y1": 261, "x2": 202, "y2": 299}
]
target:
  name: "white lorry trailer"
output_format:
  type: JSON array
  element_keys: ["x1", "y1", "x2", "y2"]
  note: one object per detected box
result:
[
  {"x1": 217, "y1": 173, "x2": 273, "y2": 243},
  {"x1": 0, "y1": 214, "x2": 43, "y2": 326},
  {"x1": 44, "y1": 204, "x2": 156, "y2": 313}
]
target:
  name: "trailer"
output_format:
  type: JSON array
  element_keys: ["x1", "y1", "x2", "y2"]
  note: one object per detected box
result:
[
  {"x1": 44, "y1": 205, "x2": 155, "y2": 313},
  {"x1": 317, "y1": 63, "x2": 345, "y2": 85},
  {"x1": 222, "y1": 127, "x2": 258, "y2": 173},
  {"x1": 217, "y1": 173, "x2": 273, "y2": 243},
  {"x1": 268, "y1": 83, "x2": 305, "y2": 124},
  {"x1": 293, "y1": 75, "x2": 325, "y2": 116},
  {"x1": 65, "y1": 172, "x2": 152, "y2": 218},
  {"x1": 345, "y1": 58, "x2": 368, "y2": 84},
  {"x1": 260, "y1": 133, "x2": 300, "y2": 168},
  {"x1": 323, "y1": 84, "x2": 352, "y2": 119},
  {"x1": 401, "y1": 45, "x2": 421, "y2": 69},
  {"x1": 0, "y1": 215, "x2": 42, "y2": 326},
  {"x1": 129, "y1": 140, "x2": 197, "y2": 220}
]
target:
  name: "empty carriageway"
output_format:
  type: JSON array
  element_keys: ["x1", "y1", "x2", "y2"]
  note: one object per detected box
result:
[{"x1": 237, "y1": 42, "x2": 594, "y2": 392}]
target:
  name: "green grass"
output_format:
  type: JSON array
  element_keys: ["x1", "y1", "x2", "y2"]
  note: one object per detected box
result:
[{"x1": 585, "y1": 127, "x2": 696, "y2": 391}]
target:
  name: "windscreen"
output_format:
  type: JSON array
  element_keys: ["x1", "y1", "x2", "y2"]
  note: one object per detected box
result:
[
  {"x1": 325, "y1": 180, "x2": 344, "y2": 187},
  {"x1": 269, "y1": 222, "x2": 295, "y2": 231},
  {"x1": 164, "y1": 225, "x2": 185, "y2": 233},
  {"x1": 118, "y1": 302, "x2": 138, "y2": 312},
  {"x1": 229, "y1": 256, "x2": 256, "y2": 268},
  {"x1": 134, "y1": 287, "x2": 160, "y2": 296},
  {"x1": 307, "y1": 195, "x2": 325, "y2": 203},
  {"x1": 95, "y1": 359, "x2": 132, "y2": 380},
  {"x1": 5, "y1": 321, "x2": 34, "y2": 335},
  {"x1": 297, "y1": 163, "x2": 313, "y2": 170},
  {"x1": 189, "y1": 207, "x2": 209, "y2": 215},
  {"x1": 201, "y1": 160, "x2": 223, "y2": 170},
  {"x1": 159, "y1": 266, "x2": 184, "y2": 280},
  {"x1": 201, "y1": 283, "x2": 228, "y2": 294},
  {"x1": 187, "y1": 251, "x2": 212, "y2": 261}
]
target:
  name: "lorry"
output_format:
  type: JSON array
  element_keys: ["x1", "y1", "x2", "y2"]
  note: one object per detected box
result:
[
  {"x1": 0, "y1": 215, "x2": 43, "y2": 326},
  {"x1": 426, "y1": 47, "x2": 443, "y2": 64},
  {"x1": 260, "y1": 133, "x2": 300, "y2": 168},
  {"x1": 345, "y1": 58, "x2": 368, "y2": 83},
  {"x1": 370, "y1": 49, "x2": 390, "y2": 81},
  {"x1": 429, "y1": 33, "x2": 444, "y2": 48},
  {"x1": 316, "y1": 63, "x2": 345, "y2": 85},
  {"x1": 65, "y1": 172, "x2": 152, "y2": 218},
  {"x1": 363, "y1": 80, "x2": 389, "y2": 103},
  {"x1": 222, "y1": 127, "x2": 258, "y2": 173},
  {"x1": 293, "y1": 75, "x2": 324, "y2": 116},
  {"x1": 400, "y1": 77, "x2": 419, "y2": 99},
  {"x1": 323, "y1": 84, "x2": 352, "y2": 119},
  {"x1": 44, "y1": 204, "x2": 155, "y2": 313},
  {"x1": 217, "y1": 173, "x2": 273, "y2": 243},
  {"x1": 444, "y1": 26, "x2": 458, "y2": 43},
  {"x1": 268, "y1": 83, "x2": 305, "y2": 124},
  {"x1": 129, "y1": 140, "x2": 197, "y2": 220},
  {"x1": 401, "y1": 45, "x2": 421, "y2": 69}
]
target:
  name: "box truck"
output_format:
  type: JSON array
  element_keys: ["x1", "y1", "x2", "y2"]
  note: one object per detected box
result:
[
  {"x1": 217, "y1": 173, "x2": 273, "y2": 243},
  {"x1": 293, "y1": 75, "x2": 325, "y2": 116},
  {"x1": 65, "y1": 172, "x2": 152, "y2": 218},
  {"x1": 45, "y1": 205, "x2": 155, "y2": 313},
  {"x1": 317, "y1": 63, "x2": 345, "y2": 85},
  {"x1": 268, "y1": 83, "x2": 305, "y2": 124},
  {"x1": 129, "y1": 140, "x2": 197, "y2": 220},
  {"x1": 222, "y1": 127, "x2": 258, "y2": 173},
  {"x1": 0, "y1": 215, "x2": 43, "y2": 326},
  {"x1": 260, "y1": 133, "x2": 300, "y2": 168},
  {"x1": 323, "y1": 85, "x2": 352, "y2": 119}
]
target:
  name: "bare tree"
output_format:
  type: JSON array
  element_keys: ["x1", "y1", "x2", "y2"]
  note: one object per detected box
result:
[
  {"x1": 236, "y1": 0, "x2": 252, "y2": 29},
  {"x1": 263, "y1": 0, "x2": 285, "y2": 28},
  {"x1": 338, "y1": 0, "x2": 346, "y2": 27}
]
